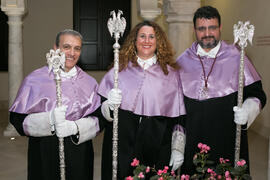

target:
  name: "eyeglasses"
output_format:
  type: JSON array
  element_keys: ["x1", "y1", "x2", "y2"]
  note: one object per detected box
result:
[{"x1": 195, "y1": 25, "x2": 219, "y2": 32}]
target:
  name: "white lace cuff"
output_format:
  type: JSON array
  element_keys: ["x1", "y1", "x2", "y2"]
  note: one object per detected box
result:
[{"x1": 171, "y1": 124, "x2": 186, "y2": 154}]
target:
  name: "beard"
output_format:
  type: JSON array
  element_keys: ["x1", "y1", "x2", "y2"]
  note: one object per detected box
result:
[{"x1": 197, "y1": 36, "x2": 219, "y2": 49}]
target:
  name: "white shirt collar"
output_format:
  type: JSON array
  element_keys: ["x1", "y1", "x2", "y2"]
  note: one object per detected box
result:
[
  {"x1": 60, "y1": 66, "x2": 77, "y2": 78},
  {"x1": 137, "y1": 55, "x2": 157, "y2": 70},
  {"x1": 197, "y1": 41, "x2": 221, "y2": 58}
]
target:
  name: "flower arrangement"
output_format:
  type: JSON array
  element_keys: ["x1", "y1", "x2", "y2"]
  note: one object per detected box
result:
[{"x1": 126, "y1": 143, "x2": 251, "y2": 180}]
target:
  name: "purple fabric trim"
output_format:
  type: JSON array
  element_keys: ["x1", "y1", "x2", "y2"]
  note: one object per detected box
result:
[
  {"x1": 98, "y1": 62, "x2": 186, "y2": 117},
  {"x1": 173, "y1": 124, "x2": 185, "y2": 133},
  {"x1": 9, "y1": 66, "x2": 101, "y2": 121},
  {"x1": 177, "y1": 41, "x2": 261, "y2": 100}
]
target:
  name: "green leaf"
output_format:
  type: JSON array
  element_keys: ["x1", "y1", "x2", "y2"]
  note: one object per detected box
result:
[{"x1": 149, "y1": 175, "x2": 159, "y2": 180}]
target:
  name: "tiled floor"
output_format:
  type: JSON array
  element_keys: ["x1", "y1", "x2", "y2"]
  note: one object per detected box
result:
[{"x1": 0, "y1": 109, "x2": 268, "y2": 179}]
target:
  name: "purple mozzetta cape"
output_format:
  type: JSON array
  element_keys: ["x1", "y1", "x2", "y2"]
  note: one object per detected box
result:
[
  {"x1": 9, "y1": 66, "x2": 101, "y2": 121},
  {"x1": 177, "y1": 41, "x2": 261, "y2": 100},
  {"x1": 98, "y1": 62, "x2": 186, "y2": 117}
]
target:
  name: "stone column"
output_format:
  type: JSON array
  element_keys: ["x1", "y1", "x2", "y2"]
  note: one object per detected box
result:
[
  {"x1": 164, "y1": 0, "x2": 200, "y2": 57},
  {"x1": 1, "y1": 0, "x2": 27, "y2": 136},
  {"x1": 137, "y1": 0, "x2": 161, "y2": 20}
]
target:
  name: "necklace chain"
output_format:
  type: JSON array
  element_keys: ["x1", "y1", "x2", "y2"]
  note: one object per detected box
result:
[{"x1": 198, "y1": 55, "x2": 217, "y2": 89}]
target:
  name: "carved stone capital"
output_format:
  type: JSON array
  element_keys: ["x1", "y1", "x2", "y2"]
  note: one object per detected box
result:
[
  {"x1": 137, "y1": 0, "x2": 161, "y2": 20},
  {"x1": 163, "y1": 0, "x2": 200, "y2": 23},
  {"x1": 1, "y1": 0, "x2": 27, "y2": 16}
]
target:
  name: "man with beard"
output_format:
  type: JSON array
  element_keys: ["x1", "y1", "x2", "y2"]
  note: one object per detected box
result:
[{"x1": 176, "y1": 6, "x2": 266, "y2": 175}]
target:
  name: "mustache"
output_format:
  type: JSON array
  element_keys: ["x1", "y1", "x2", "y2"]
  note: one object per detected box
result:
[{"x1": 202, "y1": 36, "x2": 215, "y2": 40}]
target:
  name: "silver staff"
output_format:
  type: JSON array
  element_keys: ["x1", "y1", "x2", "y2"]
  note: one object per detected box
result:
[
  {"x1": 233, "y1": 21, "x2": 254, "y2": 167},
  {"x1": 107, "y1": 10, "x2": 126, "y2": 180},
  {"x1": 46, "y1": 49, "x2": 66, "y2": 180}
]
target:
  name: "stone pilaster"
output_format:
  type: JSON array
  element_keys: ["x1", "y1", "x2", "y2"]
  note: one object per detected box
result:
[
  {"x1": 164, "y1": 0, "x2": 200, "y2": 57},
  {"x1": 1, "y1": 0, "x2": 27, "y2": 136}
]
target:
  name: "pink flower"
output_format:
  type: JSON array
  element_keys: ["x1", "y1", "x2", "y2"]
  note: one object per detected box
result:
[
  {"x1": 158, "y1": 177, "x2": 164, "y2": 180},
  {"x1": 157, "y1": 169, "x2": 163, "y2": 176},
  {"x1": 207, "y1": 168, "x2": 214, "y2": 173},
  {"x1": 237, "y1": 159, "x2": 246, "y2": 166},
  {"x1": 138, "y1": 172, "x2": 144, "y2": 178},
  {"x1": 126, "y1": 176, "x2": 133, "y2": 180},
  {"x1": 198, "y1": 143, "x2": 203, "y2": 149},
  {"x1": 146, "y1": 166, "x2": 150, "y2": 173},
  {"x1": 197, "y1": 143, "x2": 211, "y2": 153},
  {"x1": 163, "y1": 166, "x2": 169, "y2": 173},
  {"x1": 219, "y1": 158, "x2": 229, "y2": 164},
  {"x1": 217, "y1": 175, "x2": 222, "y2": 179},
  {"x1": 131, "y1": 158, "x2": 140, "y2": 167},
  {"x1": 181, "y1": 174, "x2": 190, "y2": 180},
  {"x1": 225, "y1": 170, "x2": 232, "y2": 180},
  {"x1": 225, "y1": 171, "x2": 230, "y2": 177},
  {"x1": 171, "y1": 170, "x2": 175, "y2": 176},
  {"x1": 207, "y1": 168, "x2": 217, "y2": 177}
]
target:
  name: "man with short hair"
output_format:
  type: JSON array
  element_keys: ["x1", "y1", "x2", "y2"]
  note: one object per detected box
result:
[
  {"x1": 9, "y1": 29, "x2": 102, "y2": 180},
  {"x1": 176, "y1": 6, "x2": 266, "y2": 175}
]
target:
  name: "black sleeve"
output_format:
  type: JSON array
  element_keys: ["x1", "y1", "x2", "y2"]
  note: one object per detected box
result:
[
  {"x1": 243, "y1": 80, "x2": 267, "y2": 109},
  {"x1": 9, "y1": 112, "x2": 28, "y2": 136},
  {"x1": 178, "y1": 114, "x2": 186, "y2": 129}
]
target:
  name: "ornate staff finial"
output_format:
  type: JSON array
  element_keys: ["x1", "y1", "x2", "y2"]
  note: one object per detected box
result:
[
  {"x1": 233, "y1": 21, "x2": 255, "y2": 48},
  {"x1": 107, "y1": 10, "x2": 126, "y2": 39},
  {"x1": 46, "y1": 48, "x2": 66, "y2": 180},
  {"x1": 107, "y1": 10, "x2": 126, "y2": 180},
  {"x1": 46, "y1": 49, "x2": 65, "y2": 79},
  {"x1": 233, "y1": 20, "x2": 254, "y2": 168}
]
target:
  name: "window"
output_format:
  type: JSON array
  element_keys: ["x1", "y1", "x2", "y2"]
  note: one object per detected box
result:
[
  {"x1": 0, "y1": 10, "x2": 8, "y2": 71},
  {"x1": 73, "y1": 0, "x2": 131, "y2": 70}
]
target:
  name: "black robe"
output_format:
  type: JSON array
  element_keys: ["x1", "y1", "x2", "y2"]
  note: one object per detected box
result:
[
  {"x1": 10, "y1": 108, "x2": 104, "y2": 180},
  {"x1": 181, "y1": 81, "x2": 266, "y2": 175},
  {"x1": 101, "y1": 107, "x2": 184, "y2": 180}
]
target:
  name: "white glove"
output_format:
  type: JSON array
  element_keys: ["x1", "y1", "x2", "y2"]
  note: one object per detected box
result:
[
  {"x1": 233, "y1": 98, "x2": 260, "y2": 128},
  {"x1": 53, "y1": 106, "x2": 78, "y2": 138},
  {"x1": 169, "y1": 150, "x2": 184, "y2": 171},
  {"x1": 101, "y1": 100, "x2": 114, "y2": 122},
  {"x1": 108, "y1": 88, "x2": 122, "y2": 110},
  {"x1": 170, "y1": 126, "x2": 186, "y2": 171}
]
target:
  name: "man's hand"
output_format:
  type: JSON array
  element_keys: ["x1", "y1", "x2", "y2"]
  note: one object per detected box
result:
[{"x1": 53, "y1": 106, "x2": 78, "y2": 137}]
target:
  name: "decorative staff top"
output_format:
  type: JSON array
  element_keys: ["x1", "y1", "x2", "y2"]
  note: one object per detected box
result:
[
  {"x1": 107, "y1": 10, "x2": 126, "y2": 39},
  {"x1": 46, "y1": 49, "x2": 65, "y2": 79},
  {"x1": 233, "y1": 21, "x2": 255, "y2": 48}
]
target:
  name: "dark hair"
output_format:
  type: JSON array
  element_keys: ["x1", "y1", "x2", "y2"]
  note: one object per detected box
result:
[
  {"x1": 55, "y1": 29, "x2": 83, "y2": 47},
  {"x1": 193, "y1": 6, "x2": 221, "y2": 28}
]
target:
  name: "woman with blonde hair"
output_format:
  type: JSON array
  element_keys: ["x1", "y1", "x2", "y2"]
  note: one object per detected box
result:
[{"x1": 99, "y1": 21, "x2": 186, "y2": 179}]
